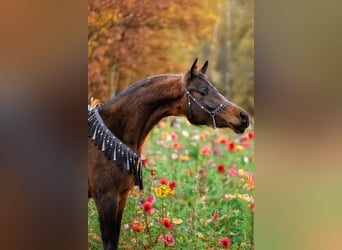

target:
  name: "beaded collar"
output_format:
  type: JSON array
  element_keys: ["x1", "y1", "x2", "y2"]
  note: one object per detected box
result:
[{"x1": 88, "y1": 105, "x2": 143, "y2": 190}]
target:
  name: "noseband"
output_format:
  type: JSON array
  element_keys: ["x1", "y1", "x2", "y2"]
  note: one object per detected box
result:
[{"x1": 181, "y1": 84, "x2": 229, "y2": 129}]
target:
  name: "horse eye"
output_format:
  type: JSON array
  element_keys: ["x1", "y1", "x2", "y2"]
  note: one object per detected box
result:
[{"x1": 199, "y1": 88, "x2": 208, "y2": 96}]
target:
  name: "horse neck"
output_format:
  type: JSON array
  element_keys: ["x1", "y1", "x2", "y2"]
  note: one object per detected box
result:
[{"x1": 100, "y1": 75, "x2": 185, "y2": 153}]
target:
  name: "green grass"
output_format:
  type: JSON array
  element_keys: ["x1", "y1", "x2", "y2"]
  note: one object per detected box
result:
[{"x1": 88, "y1": 117, "x2": 254, "y2": 249}]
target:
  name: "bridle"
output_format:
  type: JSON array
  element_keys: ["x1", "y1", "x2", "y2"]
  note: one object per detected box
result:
[{"x1": 181, "y1": 80, "x2": 229, "y2": 129}]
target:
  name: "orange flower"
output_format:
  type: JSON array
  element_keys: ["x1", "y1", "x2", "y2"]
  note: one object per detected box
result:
[
  {"x1": 132, "y1": 220, "x2": 144, "y2": 232},
  {"x1": 245, "y1": 172, "x2": 255, "y2": 190},
  {"x1": 172, "y1": 142, "x2": 184, "y2": 151},
  {"x1": 200, "y1": 146, "x2": 211, "y2": 156},
  {"x1": 218, "y1": 135, "x2": 227, "y2": 144}
]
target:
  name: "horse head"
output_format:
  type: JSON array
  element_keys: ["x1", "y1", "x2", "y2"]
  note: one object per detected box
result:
[{"x1": 182, "y1": 58, "x2": 249, "y2": 133}]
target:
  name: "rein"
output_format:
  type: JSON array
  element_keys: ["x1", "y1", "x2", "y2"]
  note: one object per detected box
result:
[
  {"x1": 88, "y1": 105, "x2": 143, "y2": 190},
  {"x1": 181, "y1": 84, "x2": 228, "y2": 129}
]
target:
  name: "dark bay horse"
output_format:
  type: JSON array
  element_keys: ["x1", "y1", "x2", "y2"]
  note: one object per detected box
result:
[{"x1": 88, "y1": 59, "x2": 249, "y2": 249}]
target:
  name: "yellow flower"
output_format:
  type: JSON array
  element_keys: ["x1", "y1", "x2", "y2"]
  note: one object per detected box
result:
[
  {"x1": 180, "y1": 155, "x2": 191, "y2": 161},
  {"x1": 161, "y1": 132, "x2": 169, "y2": 140},
  {"x1": 238, "y1": 169, "x2": 245, "y2": 177},
  {"x1": 172, "y1": 218, "x2": 183, "y2": 225},
  {"x1": 235, "y1": 145, "x2": 244, "y2": 152},
  {"x1": 154, "y1": 185, "x2": 172, "y2": 199}
]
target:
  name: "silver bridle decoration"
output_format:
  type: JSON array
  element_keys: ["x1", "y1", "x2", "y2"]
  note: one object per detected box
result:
[
  {"x1": 181, "y1": 84, "x2": 229, "y2": 129},
  {"x1": 88, "y1": 105, "x2": 143, "y2": 190}
]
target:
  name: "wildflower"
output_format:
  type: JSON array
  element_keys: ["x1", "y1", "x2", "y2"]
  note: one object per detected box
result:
[
  {"x1": 162, "y1": 218, "x2": 173, "y2": 230},
  {"x1": 147, "y1": 194, "x2": 156, "y2": 204},
  {"x1": 212, "y1": 211, "x2": 220, "y2": 222},
  {"x1": 161, "y1": 132, "x2": 169, "y2": 140},
  {"x1": 199, "y1": 133, "x2": 206, "y2": 141},
  {"x1": 172, "y1": 218, "x2": 183, "y2": 225},
  {"x1": 171, "y1": 153, "x2": 178, "y2": 160},
  {"x1": 240, "y1": 135, "x2": 249, "y2": 141},
  {"x1": 250, "y1": 201, "x2": 255, "y2": 212},
  {"x1": 224, "y1": 194, "x2": 236, "y2": 200},
  {"x1": 169, "y1": 132, "x2": 178, "y2": 140},
  {"x1": 172, "y1": 142, "x2": 184, "y2": 151},
  {"x1": 248, "y1": 131, "x2": 254, "y2": 139},
  {"x1": 142, "y1": 157, "x2": 150, "y2": 165},
  {"x1": 238, "y1": 169, "x2": 245, "y2": 177},
  {"x1": 169, "y1": 181, "x2": 176, "y2": 190},
  {"x1": 160, "y1": 178, "x2": 168, "y2": 185},
  {"x1": 235, "y1": 145, "x2": 244, "y2": 152},
  {"x1": 150, "y1": 170, "x2": 156, "y2": 179},
  {"x1": 227, "y1": 141, "x2": 235, "y2": 152},
  {"x1": 155, "y1": 185, "x2": 174, "y2": 199},
  {"x1": 211, "y1": 140, "x2": 221, "y2": 156},
  {"x1": 219, "y1": 237, "x2": 231, "y2": 248},
  {"x1": 228, "y1": 163, "x2": 238, "y2": 176},
  {"x1": 218, "y1": 135, "x2": 228, "y2": 144},
  {"x1": 181, "y1": 130, "x2": 189, "y2": 138},
  {"x1": 158, "y1": 234, "x2": 175, "y2": 247},
  {"x1": 141, "y1": 201, "x2": 155, "y2": 214},
  {"x1": 180, "y1": 155, "x2": 191, "y2": 161},
  {"x1": 131, "y1": 220, "x2": 144, "y2": 232},
  {"x1": 200, "y1": 146, "x2": 211, "y2": 156},
  {"x1": 245, "y1": 172, "x2": 255, "y2": 190},
  {"x1": 217, "y1": 164, "x2": 226, "y2": 174},
  {"x1": 240, "y1": 141, "x2": 251, "y2": 148}
]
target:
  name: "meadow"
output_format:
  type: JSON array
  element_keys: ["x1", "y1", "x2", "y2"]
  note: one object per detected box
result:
[{"x1": 88, "y1": 117, "x2": 254, "y2": 250}]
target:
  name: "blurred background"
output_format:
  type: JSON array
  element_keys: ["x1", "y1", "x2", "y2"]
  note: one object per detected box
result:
[{"x1": 88, "y1": 0, "x2": 254, "y2": 114}]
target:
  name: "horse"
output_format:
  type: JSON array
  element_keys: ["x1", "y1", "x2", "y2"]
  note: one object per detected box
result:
[{"x1": 88, "y1": 58, "x2": 250, "y2": 250}]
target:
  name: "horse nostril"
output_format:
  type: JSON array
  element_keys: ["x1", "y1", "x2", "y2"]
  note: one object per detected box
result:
[{"x1": 239, "y1": 112, "x2": 249, "y2": 125}]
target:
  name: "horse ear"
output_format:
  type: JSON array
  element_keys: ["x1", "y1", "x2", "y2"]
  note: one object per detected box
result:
[
  {"x1": 189, "y1": 58, "x2": 198, "y2": 79},
  {"x1": 200, "y1": 60, "x2": 209, "y2": 74}
]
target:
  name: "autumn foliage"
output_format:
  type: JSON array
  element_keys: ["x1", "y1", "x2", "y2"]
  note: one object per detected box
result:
[
  {"x1": 88, "y1": 0, "x2": 217, "y2": 101},
  {"x1": 88, "y1": 0, "x2": 254, "y2": 113}
]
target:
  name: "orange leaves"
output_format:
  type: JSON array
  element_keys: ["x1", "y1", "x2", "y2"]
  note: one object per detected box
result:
[{"x1": 88, "y1": 0, "x2": 218, "y2": 100}]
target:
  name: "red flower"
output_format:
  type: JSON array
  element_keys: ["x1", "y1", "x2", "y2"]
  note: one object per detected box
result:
[
  {"x1": 158, "y1": 234, "x2": 175, "y2": 247},
  {"x1": 162, "y1": 218, "x2": 173, "y2": 230},
  {"x1": 212, "y1": 211, "x2": 220, "y2": 222},
  {"x1": 218, "y1": 135, "x2": 228, "y2": 145},
  {"x1": 141, "y1": 201, "x2": 155, "y2": 214},
  {"x1": 170, "y1": 132, "x2": 178, "y2": 140},
  {"x1": 160, "y1": 178, "x2": 168, "y2": 185},
  {"x1": 250, "y1": 202, "x2": 255, "y2": 212},
  {"x1": 131, "y1": 220, "x2": 143, "y2": 232},
  {"x1": 241, "y1": 135, "x2": 249, "y2": 141},
  {"x1": 211, "y1": 140, "x2": 221, "y2": 156},
  {"x1": 219, "y1": 237, "x2": 231, "y2": 248},
  {"x1": 227, "y1": 141, "x2": 235, "y2": 152},
  {"x1": 169, "y1": 181, "x2": 176, "y2": 190},
  {"x1": 200, "y1": 146, "x2": 211, "y2": 156},
  {"x1": 172, "y1": 142, "x2": 184, "y2": 151},
  {"x1": 228, "y1": 163, "x2": 238, "y2": 176},
  {"x1": 142, "y1": 157, "x2": 150, "y2": 164},
  {"x1": 150, "y1": 170, "x2": 156, "y2": 179},
  {"x1": 240, "y1": 141, "x2": 251, "y2": 147},
  {"x1": 217, "y1": 164, "x2": 226, "y2": 174},
  {"x1": 248, "y1": 131, "x2": 254, "y2": 139},
  {"x1": 147, "y1": 194, "x2": 156, "y2": 204}
]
